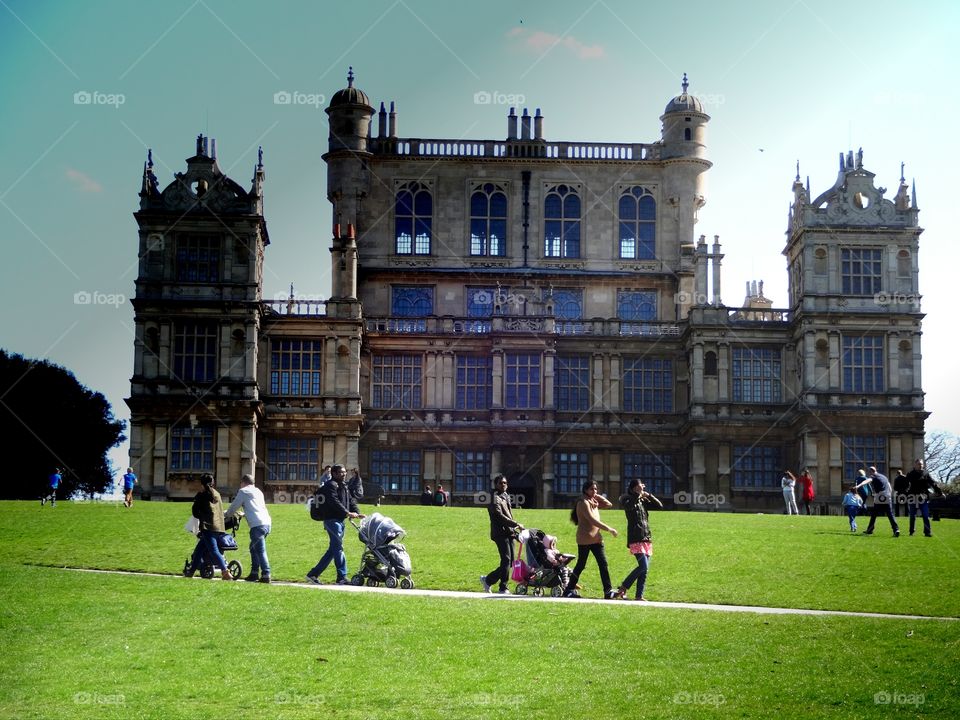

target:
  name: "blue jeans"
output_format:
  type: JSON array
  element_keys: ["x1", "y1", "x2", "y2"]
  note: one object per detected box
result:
[
  {"x1": 620, "y1": 553, "x2": 650, "y2": 599},
  {"x1": 908, "y1": 500, "x2": 931, "y2": 535},
  {"x1": 249, "y1": 524, "x2": 271, "y2": 576},
  {"x1": 309, "y1": 520, "x2": 347, "y2": 579},
  {"x1": 189, "y1": 530, "x2": 229, "y2": 573},
  {"x1": 845, "y1": 507, "x2": 859, "y2": 530}
]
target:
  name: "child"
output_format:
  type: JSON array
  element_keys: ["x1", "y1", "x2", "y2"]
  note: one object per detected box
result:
[{"x1": 842, "y1": 484, "x2": 863, "y2": 532}]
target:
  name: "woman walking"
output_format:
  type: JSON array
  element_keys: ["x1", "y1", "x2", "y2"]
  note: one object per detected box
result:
[
  {"x1": 564, "y1": 481, "x2": 618, "y2": 599},
  {"x1": 781, "y1": 470, "x2": 800, "y2": 515},
  {"x1": 614, "y1": 479, "x2": 663, "y2": 601}
]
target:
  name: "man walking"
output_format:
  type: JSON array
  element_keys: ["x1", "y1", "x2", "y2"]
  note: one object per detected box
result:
[
  {"x1": 307, "y1": 465, "x2": 364, "y2": 585},
  {"x1": 121, "y1": 467, "x2": 137, "y2": 508},
  {"x1": 41, "y1": 468, "x2": 61, "y2": 507},
  {"x1": 226, "y1": 474, "x2": 273, "y2": 583},
  {"x1": 905, "y1": 459, "x2": 940, "y2": 537},
  {"x1": 481, "y1": 474, "x2": 523, "y2": 594},
  {"x1": 856, "y1": 466, "x2": 900, "y2": 537}
]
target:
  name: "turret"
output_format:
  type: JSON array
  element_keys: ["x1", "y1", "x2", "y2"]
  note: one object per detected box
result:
[
  {"x1": 660, "y1": 73, "x2": 710, "y2": 160},
  {"x1": 324, "y1": 67, "x2": 375, "y2": 155}
]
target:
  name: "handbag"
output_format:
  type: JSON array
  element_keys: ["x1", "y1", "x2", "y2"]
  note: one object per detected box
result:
[
  {"x1": 511, "y1": 542, "x2": 529, "y2": 583},
  {"x1": 184, "y1": 517, "x2": 200, "y2": 535}
]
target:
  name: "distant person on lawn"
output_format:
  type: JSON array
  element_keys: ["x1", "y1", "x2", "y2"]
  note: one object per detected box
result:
[
  {"x1": 780, "y1": 470, "x2": 799, "y2": 515},
  {"x1": 225, "y1": 474, "x2": 273, "y2": 583},
  {"x1": 184, "y1": 473, "x2": 234, "y2": 581},
  {"x1": 433, "y1": 484, "x2": 448, "y2": 507},
  {"x1": 614, "y1": 479, "x2": 662, "y2": 601},
  {"x1": 420, "y1": 484, "x2": 433, "y2": 506},
  {"x1": 41, "y1": 468, "x2": 61, "y2": 507},
  {"x1": 319, "y1": 465, "x2": 332, "y2": 486},
  {"x1": 797, "y1": 468, "x2": 815, "y2": 515},
  {"x1": 905, "y1": 458, "x2": 942, "y2": 537},
  {"x1": 892, "y1": 468, "x2": 909, "y2": 518},
  {"x1": 122, "y1": 467, "x2": 137, "y2": 508},
  {"x1": 307, "y1": 465, "x2": 364, "y2": 585},
  {"x1": 855, "y1": 467, "x2": 899, "y2": 537},
  {"x1": 841, "y1": 485, "x2": 863, "y2": 532},
  {"x1": 347, "y1": 468, "x2": 364, "y2": 502},
  {"x1": 565, "y1": 481, "x2": 619, "y2": 599},
  {"x1": 481, "y1": 474, "x2": 523, "y2": 594}
]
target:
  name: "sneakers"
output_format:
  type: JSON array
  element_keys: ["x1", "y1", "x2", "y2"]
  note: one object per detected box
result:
[
  {"x1": 494, "y1": 587, "x2": 509, "y2": 595},
  {"x1": 259, "y1": 575, "x2": 272, "y2": 584},
  {"x1": 220, "y1": 570, "x2": 235, "y2": 581},
  {"x1": 306, "y1": 574, "x2": 321, "y2": 585},
  {"x1": 243, "y1": 574, "x2": 259, "y2": 583},
  {"x1": 863, "y1": 530, "x2": 873, "y2": 535},
  {"x1": 605, "y1": 589, "x2": 621, "y2": 600},
  {"x1": 480, "y1": 575, "x2": 492, "y2": 593},
  {"x1": 563, "y1": 589, "x2": 581, "y2": 599},
  {"x1": 894, "y1": 531, "x2": 900, "y2": 538},
  {"x1": 335, "y1": 576, "x2": 349, "y2": 585}
]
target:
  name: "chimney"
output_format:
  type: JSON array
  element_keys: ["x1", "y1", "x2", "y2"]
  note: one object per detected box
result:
[
  {"x1": 534, "y1": 108, "x2": 543, "y2": 140},
  {"x1": 378, "y1": 102, "x2": 387, "y2": 138},
  {"x1": 507, "y1": 107, "x2": 517, "y2": 140},
  {"x1": 521, "y1": 108, "x2": 531, "y2": 140},
  {"x1": 388, "y1": 101, "x2": 397, "y2": 138}
]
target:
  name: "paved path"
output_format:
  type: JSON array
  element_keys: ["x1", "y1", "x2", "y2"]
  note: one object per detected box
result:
[{"x1": 60, "y1": 567, "x2": 958, "y2": 622}]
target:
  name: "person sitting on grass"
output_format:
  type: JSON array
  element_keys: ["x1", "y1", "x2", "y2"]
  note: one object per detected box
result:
[{"x1": 841, "y1": 484, "x2": 863, "y2": 533}]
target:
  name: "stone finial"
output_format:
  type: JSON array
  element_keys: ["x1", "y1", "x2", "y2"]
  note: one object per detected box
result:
[
  {"x1": 347, "y1": 66, "x2": 354, "y2": 87},
  {"x1": 681, "y1": 72, "x2": 689, "y2": 94}
]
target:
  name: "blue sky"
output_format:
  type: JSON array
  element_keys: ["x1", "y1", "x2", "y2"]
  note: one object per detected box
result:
[{"x1": 1, "y1": 0, "x2": 957, "y2": 480}]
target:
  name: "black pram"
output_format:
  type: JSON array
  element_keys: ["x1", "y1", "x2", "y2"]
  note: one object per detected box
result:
[
  {"x1": 514, "y1": 528, "x2": 573, "y2": 597},
  {"x1": 183, "y1": 514, "x2": 243, "y2": 579},
  {"x1": 349, "y1": 513, "x2": 414, "y2": 589}
]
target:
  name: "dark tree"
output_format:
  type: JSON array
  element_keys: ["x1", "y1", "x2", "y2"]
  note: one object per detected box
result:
[{"x1": 0, "y1": 350, "x2": 125, "y2": 499}]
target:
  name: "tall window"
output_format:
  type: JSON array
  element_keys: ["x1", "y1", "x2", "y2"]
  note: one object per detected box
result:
[
  {"x1": 544, "y1": 184, "x2": 580, "y2": 258},
  {"x1": 622, "y1": 358, "x2": 672, "y2": 412},
  {"x1": 176, "y1": 234, "x2": 220, "y2": 282},
  {"x1": 470, "y1": 183, "x2": 507, "y2": 256},
  {"x1": 732, "y1": 348, "x2": 782, "y2": 402},
  {"x1": 841, "y1": 248, "x2": 882, "y2": 295},
  {"x1": 731, "y1": 446, "x2": 781, "y2": 489},
  {"x1": 456, "y1": 356, "x2": 492, "y2": 409},
  {"x1": 505, "y1": 353, "x2": 541, "y2": 409},
  {"x1": 554, "y1": 451, "x2": 588, "y2": 494},
  {"x1": 551, "y1": 289, "x2": 583, "y2": 320},
  {"x1": 266, "y1": 437, "x2": 318, "y2": 482},
  {"x1": 466, "y1": 288, "x2": 495, "y2": 317},
  {"x1": 372, "y1": 355, "x2": 422, "y2": 409},
  {"x1": 391, "y1": 287, "x2": 434, "y2": 316},
  {"x1": 842, "y1": 336, "x2": 884, "y2": 392},
  {"x1": 555, "y1": 356, "x2": 590, "y2": 411},
  {"x1": 270, "y1": 340, "x2": 322, "y2": 396},
  {"x1": 618, "y1": 187, "x2": 656, "y2": 259},
  {"x1": 371, "y1": 449, "x2": 421, "y2": 493},
  {"x1": 623, "y1": 453, "x2": 673, "y2": 496},
  {"x1": 843, "y1": 435, "x2": 886, "y2": 479},
  {"x1": 395, "y1": 181, "x2": 432, "y2": 255},
  {"x1": 454, "y1": 450, "x2": 491, "y2": 493},
  {"x1": 617, "y1": 291, "x2": 657, "y2": 321},
  {"x1": 173, "y1": 322, "x2": 218, "y2": 383},
  {"x1": 170, "y1": 426, "x2": 213, "y2": 471}
]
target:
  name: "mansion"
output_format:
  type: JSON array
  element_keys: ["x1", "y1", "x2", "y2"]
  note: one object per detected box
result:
[{"x1": 126, "y1": 71, "x2": 926, "y2": 511}]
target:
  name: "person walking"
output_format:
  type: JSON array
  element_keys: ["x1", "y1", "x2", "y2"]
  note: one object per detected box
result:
[
  {"x1": 481, "y1": 474, "x2": 523, "y2": 594},
  {"x1": 347, "y1": 468, "x2": 364, "y2": 503},
  {"x1": 797, "y1": 468, "x2": 815, "y2": 515},
  {"x1": 225, "y1": 474, "x2": 273, "y2": 583},
  {"x1": 614, "y1": 479, "x2": 663, "y2": 601},
  {"x1": 841, "y1": 484, "x2": 863, "y2": 532},
  {"x1": 780, "y1": 470, "x2": 800, "y2": 515},
  {"x1": 41, "y1": 468, "x2": 61, "y2": 507},
  {"x1": 856, "y1": 466, "x2": 899, "y2": 537},
  {"x1": 905, "y1": 458, "x2": 941, "y2": 537},
  {"x1": 892, "y1": 469, "x2": 909, "y2": 518},
  {"x1": 121, "y1": 467, "x2": 137, "y2": 508},
  {"x1": 565, "y1": 481, "x2": 619, "y2": 599},
  {"x1": 184, "y1": 473, "x2": 234, "y2": 581},
  {"x1": 306, "y1": 465, "x2": 364, "y2": 585}
]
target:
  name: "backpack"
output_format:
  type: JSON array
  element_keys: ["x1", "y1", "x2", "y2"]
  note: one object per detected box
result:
[{"x1": 308, "y1": 491, "x2": 325, "y2": 521}]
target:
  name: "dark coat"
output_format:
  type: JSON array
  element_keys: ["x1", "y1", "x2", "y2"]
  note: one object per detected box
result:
[
  {"x1": 620, "y1": 492, "x2": 652, "y2": 545},
  {"x1": 488, "y1": 491, "x2": 519, "y2": 540},
  {"x1": 192, "y1": 486, "x2": 225, "y2": 533},
  {"x1": 905, "y1": 469, "x2": 939, "y2": 498},
  {"x1": 317, "y1": 480, "x2": 359, "y2": 521}
]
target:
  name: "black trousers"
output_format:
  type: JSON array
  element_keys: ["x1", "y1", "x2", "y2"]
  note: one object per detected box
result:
[
  {"x1": 866, "y1": 501, "x2": 899, "y2": 534},
  {"x1": 485, "y1": 536, "x2": 514, "y2": 590},
  {"x1": 568, "y1": 542, "x2": 612, "y2": 595}
]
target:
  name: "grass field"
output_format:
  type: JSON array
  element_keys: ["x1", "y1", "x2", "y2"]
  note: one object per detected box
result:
[{"x1": 1, "y1": 500, "x2": 958, "y2": 719}]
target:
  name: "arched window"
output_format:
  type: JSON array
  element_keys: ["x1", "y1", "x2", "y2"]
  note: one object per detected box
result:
[
  {"x1": 544, "y1": 184, "x2": 580, "y2": 258},
  {"x1": 704, "y1": 351, "x2": 718, "y2": 376},
  {"x1": 470, "y1": 183, "x2": 507, "y2": 256},
  {"x1": 618, "y1": 187, "x2": 656, "y2": 259},
  {"x1": 395, "y1": 182, "x2": 432, "y2": 255},
  {"x1": 684, "y1": 128, "x2": 692, "y2": 141}
]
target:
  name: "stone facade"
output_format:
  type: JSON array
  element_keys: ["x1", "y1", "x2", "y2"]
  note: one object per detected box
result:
[{"x1": 126, "y1": 73, "x2": 926, "y2": 510}]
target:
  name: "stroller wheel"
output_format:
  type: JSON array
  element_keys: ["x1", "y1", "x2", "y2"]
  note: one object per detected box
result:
[
  {"x1": 366, "y1": 578, "x2": 379, "y2": 587},
  {"x1": 384, "y1": 576, "x2": 398, "y2": 589},
  {"x1": 399, "y1": 577, "x2": 413, "y2": 590},
  {"x1": 515, "y1": 583, "x2": 528, "y2": 595},
  {"x1": 228, "y1": 561, "x2": 242, "y2": 580},
  {"x1": 350, "y1": 574, "x2": 364, "y2": 586},
  {"x1": 550, "y1": 585, "x2": 564, "y2": 598},
  {"x1": 533, "y1": 586, "x2": 544, "y2": 597},
  {"x1": 200, "y1": 565, "x2": 214, "y2": 580}
]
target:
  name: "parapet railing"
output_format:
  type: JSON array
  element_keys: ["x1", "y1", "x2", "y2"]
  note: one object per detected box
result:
[
  {"x1": 372, "y1": 137, "x2": 660, "y2": 161},
  {"x1": 726, "y1": 308, "x2": 791, "y2": 323},
  {"x1": 263, "y1": 299, "x2": 328, "y2": 316},
  {"x1": 364, "y1": 316, "x2": 682, "y2": 336}
]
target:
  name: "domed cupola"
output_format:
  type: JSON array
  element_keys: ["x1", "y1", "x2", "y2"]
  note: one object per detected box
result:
[
  {"x1": 663, "y1": 73, "x2": 704, "y2": 115},
  {"x1": 329, "y1": 66, "x2": 372, "y2": 109},
  {"x1": 325, "y1": 67, "x2": 375, "y2": 155},
  {"x1": 660, "y1": 73, "x2": 710, "y2": 160}
]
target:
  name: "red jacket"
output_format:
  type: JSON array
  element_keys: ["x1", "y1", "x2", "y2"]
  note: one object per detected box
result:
[{"x1": 798, "y1": 473, "x2": 815, "y2": 501}]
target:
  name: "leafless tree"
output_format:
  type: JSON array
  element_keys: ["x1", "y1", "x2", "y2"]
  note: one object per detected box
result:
[{"x1": 924, "y1": 430, "x2": 960, "y2": 493}]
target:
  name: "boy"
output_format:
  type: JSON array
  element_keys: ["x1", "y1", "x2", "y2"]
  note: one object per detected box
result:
[{"x1": 841, "y1": 484, "x2": 863, "y2": 532}]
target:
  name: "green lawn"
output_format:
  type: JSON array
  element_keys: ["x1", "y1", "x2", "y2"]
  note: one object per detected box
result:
[{"x1": 1, "y1": 501, "x2": 958, "y2": 719}]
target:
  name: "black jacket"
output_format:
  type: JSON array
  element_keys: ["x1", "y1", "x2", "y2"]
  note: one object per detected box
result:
[
  {"x1": 488, "y1": 491, "x2": 519, "y2": 540},
  {"x1": 620, "y1": 492, "x2": 652, "y2": 545},
  {"x1": 905, "y1": 469, "x2": 939, "y2": 497},
  {"x1": 317, "y1": 480, "x2": 359, "y2": 521}
]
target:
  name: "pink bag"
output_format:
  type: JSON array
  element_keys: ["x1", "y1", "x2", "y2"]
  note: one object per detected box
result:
[{"x1": 511, "y1": 543, "x2": 529, "y2": 582}]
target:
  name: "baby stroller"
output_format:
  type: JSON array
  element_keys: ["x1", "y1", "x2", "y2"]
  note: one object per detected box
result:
[
  {"x1": 348, "y1": 513, "x2": 414, "y2": 589},
  {"x1": 514, "y1": 528, "x2": 574, "y2": 597},
  {"x1": 182, "y1": 514, "x2": 243, "y2": 580}
]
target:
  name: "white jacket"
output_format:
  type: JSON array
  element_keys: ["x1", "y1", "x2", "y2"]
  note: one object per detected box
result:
[{"x1": 226, "y1": 485, "x2": 272, "y2": 528}]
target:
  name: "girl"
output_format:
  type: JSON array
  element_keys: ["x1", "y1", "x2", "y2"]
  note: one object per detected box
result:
[
  {"x1": 565, "y1": 481, "x2": 619, "y2": 599},
  {"x1": 781, "y1": 470, "x2": 799, "y2": 515},
  {"x1": 614, "y1": 479, "x2": 663, "y2": 601}
]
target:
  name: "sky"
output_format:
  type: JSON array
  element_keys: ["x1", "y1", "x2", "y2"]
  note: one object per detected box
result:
[{"x1": 1, "y1": 0, "x2": 957, "y2": 483}]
